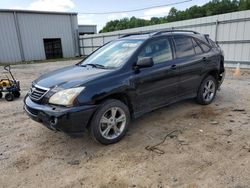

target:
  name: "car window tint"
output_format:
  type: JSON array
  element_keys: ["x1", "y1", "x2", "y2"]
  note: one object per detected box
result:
[
  {"x1": 208, "y1": 38, "x2": 218, "y2": 47},
  {"x1": 192, "y1": 38, "x2": 203, "y2": 54},
  {"x1": 196, "y1": 39, "x2": 211, "y2": 52},
  {"x1": 173, "y1": 36, "x2": 195, "y2": 58},
  {"x1": 138, "y1": 38, "x2": 172, "y2": 64}
]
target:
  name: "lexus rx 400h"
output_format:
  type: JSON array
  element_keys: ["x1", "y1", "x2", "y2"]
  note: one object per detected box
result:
[{"x1": 24, "y1": 30, "x2": 225, "y2": 144}]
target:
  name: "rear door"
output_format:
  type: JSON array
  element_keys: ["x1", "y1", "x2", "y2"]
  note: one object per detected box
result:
[{"x1": 173, "y1": 35, "x2": 207, "y2": 97}]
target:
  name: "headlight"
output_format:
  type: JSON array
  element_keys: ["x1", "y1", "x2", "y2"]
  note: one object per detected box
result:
[{"x1": 49, "y1": 87, "x2": 85, "y2": 106}]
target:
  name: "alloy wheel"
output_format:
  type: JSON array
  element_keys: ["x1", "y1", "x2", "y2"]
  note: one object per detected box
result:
[
  {"x1": 203, "y1": 80, "x2": 215, "y2": 102},
  {"x1": 99, "y1": 107, "x2": 127, "y2": 140}
]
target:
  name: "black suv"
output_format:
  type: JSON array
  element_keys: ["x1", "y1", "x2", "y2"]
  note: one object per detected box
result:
[{"x1": 24, "y1": 30, "x2": 225, "y2": 144}]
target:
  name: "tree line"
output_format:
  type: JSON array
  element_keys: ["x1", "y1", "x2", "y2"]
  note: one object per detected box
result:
[{"x1": 99, "y1": 0, "x2": 250, "y2": 33}]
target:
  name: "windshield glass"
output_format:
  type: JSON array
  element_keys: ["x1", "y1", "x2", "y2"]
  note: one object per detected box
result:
[{"x1": 80, "y1": 39, "x2": 144, "y2": 68}]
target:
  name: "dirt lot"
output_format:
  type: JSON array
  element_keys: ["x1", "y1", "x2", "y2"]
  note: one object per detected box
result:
[{"x1": 0, "y1": 60, "x2": 250, "y2": 188}]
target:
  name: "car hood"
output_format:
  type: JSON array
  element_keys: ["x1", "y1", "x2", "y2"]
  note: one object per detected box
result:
[{"x1": 34, "y1": 65, "x2": 112, "y2": 89}]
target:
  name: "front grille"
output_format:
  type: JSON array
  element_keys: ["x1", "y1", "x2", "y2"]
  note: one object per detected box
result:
[{"x1": 29, "y1": 85, "x2": 49, "y2": 101}]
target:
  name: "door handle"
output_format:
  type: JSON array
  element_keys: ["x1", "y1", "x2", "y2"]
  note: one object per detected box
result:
[{"x1": 171, "y1": 64, "x2": 177, "y2": 70}]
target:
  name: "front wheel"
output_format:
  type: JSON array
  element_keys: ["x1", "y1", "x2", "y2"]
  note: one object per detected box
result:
[
  {"x1": 5, "y1": 93, "x2": 14, "y2": 101},
  {"x1": 196, "y1": 75, "x2": 217, "y2": 105},
  {"x1": 90, "y1": 99, "x2": 130, "y2": 145}
]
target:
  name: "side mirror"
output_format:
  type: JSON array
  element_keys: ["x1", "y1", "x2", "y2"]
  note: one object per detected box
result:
[{"x1": 136, "y1": 57, "x2": 154, "y2": 69}]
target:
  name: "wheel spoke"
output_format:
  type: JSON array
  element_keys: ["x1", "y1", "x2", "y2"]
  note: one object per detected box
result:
[
  {"x1": 203, "y1": 90, "x2": 208, "y2": 98},
  {"x1": 102, "y1": 126, "x2": 112, "y2": 137},
  {"x1": 208, "y1": 80, "x2": 212, "y2": 88},
  {"x1": 113, "y1": 125, "x2": 120, "y2": 136},
  {"x1": 111, "y1": 107, "x2": 117, "y2": 118},
  {"x1": 116, "y1": 114, "x2": 126, "y2": 123},
  {"x1": 100, "y1": 116, "x2": 110, "y2": 124}
]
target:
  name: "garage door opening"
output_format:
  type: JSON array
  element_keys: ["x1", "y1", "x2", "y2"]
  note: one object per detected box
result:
[{"x1": 43, "y1": 38, "x2": 63, "y2": 59}]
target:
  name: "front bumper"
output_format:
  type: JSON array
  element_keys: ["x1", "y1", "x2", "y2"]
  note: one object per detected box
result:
[{"x1": 24, "y1": 96, "x2": 97, "y2": 134}]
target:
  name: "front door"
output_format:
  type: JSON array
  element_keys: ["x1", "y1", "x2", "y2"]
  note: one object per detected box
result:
[{"x1": 130, "y1": 37, "x2": 179, "y2": 117}]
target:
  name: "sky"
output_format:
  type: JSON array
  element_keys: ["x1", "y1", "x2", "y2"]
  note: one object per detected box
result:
[{"x1": 1, "y1": 0, "x2": 211, "y2": 31}]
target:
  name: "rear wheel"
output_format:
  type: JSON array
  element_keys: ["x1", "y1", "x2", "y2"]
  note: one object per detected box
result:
[
  {"x1": 196, "y1": 75, "x2": 217, "y2": 105},
  {"x1": 12, "y1": 91, "x2": 21, "y2": 98},
  {"x1": 5, "y1": 93, "x2": 14, "y2": 101},
  {"x1": 90, "y1": 99, "x2": 130, "y2": 145}
]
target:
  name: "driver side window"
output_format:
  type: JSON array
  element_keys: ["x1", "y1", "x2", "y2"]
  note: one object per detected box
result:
[{"x1": 138, "y1": 38, "x2": 173, "y2": 64}]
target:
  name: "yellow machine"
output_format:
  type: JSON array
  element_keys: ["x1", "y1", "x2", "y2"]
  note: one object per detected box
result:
[
  {"x1": 0, "y1": 65, "x2": 20, "y2": 101},
  {"x1": 0, "y1": 79, "x2": 13, "y2": 88}
]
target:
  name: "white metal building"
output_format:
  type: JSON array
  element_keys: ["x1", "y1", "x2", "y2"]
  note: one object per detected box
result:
[
  {"x1": 0, "y1": 9, "x2": 79, "y2": 63},
  {"x1": 78, "y1": 25, "x2": 97, "y2": 35}
]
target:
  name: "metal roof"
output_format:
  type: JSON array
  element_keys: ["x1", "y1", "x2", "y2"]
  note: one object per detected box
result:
[{"x1": 0, "y1": 9, "x2": 77, "y2": 15}]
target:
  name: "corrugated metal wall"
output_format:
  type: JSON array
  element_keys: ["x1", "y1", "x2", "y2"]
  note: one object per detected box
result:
[
  {"x1": 0, "y1": 10, "x2": 79, "y2": 63},
  {"x1": 80, "y1": 10, "x2": 250, "y2": 67},
  {"x1": 0, "y1": 12, "x2": 22, "y2": 62},
  {"x1": 78, "y1": 25, "x2": 97, "y2": 34}
]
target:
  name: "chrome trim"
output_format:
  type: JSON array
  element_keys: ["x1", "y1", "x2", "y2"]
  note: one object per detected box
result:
[
  {"x1": 34, "y1": 84, "x2": 50, "y2": 91},
  {"x1": 29, "y1": 84, "x2": 50, "y2": 101}
]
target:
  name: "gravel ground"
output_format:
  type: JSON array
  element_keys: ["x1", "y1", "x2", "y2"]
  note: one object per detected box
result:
[{"x1": 0, "y1": 60, "x2": 250, "y2": 188}]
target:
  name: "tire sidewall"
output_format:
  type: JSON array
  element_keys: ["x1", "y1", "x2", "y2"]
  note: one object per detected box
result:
[
  {"x1": 90, "y1": 99, "x2": 130, "y2": 145},
  {"x1": 5, "y1": 93, "x2": 14, "y2": 101}
]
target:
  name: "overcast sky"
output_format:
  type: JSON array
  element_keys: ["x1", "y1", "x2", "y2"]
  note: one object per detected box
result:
[{"x1": 1, "y1": 0, "x2": 211, "y2": 31}]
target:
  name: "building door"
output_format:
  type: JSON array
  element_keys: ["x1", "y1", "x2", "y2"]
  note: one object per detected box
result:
[{"x1": 43, "y1": 38, "x2": 63, "y2": 59}]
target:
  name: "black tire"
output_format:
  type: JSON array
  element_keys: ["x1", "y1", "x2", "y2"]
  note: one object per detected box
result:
[
  {"x1": 90, "y1": 99, "x2": 130, "y2": 145},
  {"x1": 12, "y1": 91, "x2": 21, "y2": 98},
  {"x1": 0, "y1": 92, "x2": 2, "y2": 99},
  {"x1": 196, "y1": 75, "x2": 218, "y2": 105},
  {"x1": 5, "y1": 93, "x2": 14, "y2": 101}
]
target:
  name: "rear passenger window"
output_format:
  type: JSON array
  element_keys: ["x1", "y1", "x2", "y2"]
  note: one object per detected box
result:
[
  {"x1": 192, "y1": 38, "x2": 203, "y2": 54},
  {"x1": 195, "y1": 39, "x2": 211, "y2": 53},
  {"x1": 173, "y1": 36, "x2": 195, "y2": 58},
  {"x1": 138, "y1": 38, "x2": 173, "y2": 64}
]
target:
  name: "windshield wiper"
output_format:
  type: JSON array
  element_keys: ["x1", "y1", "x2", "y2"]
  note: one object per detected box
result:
[
  {"x1": 79, "y1": 63, "x2": 115, "y2": 69},
  {"x1": 80, "y1": 63, "x2": 107, "y2": 69}
]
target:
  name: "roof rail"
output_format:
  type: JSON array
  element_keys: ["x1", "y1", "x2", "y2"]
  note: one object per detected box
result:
[
  {"x1": 119, "y1": 31, "x2": 152, "y2": 38},
  {"x1": 119, "y1": 29, "x2": 199, "y2": 38},
  {"x1": 152, "y1": 29, "x2": 199, "y2": 36}
]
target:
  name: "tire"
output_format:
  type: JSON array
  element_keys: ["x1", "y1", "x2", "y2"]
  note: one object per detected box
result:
[
  {"x1": 90, "y1": 99, "x2": 130, "y2": 145},
  {"x1": 5, "y1": 93, "x2": 14, "y2": 101},
  {"x1": 0, "y1": 92, "x2": 2, "y2": 99},
  {"x1": 12, "y1": 91, "x2": 21, "y2": 98},
  {"x1": 196, "y1": 75, "x2": 218, "y2": 105}
]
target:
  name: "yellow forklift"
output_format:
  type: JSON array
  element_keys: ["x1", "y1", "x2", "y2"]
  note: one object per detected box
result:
[{"x1": 0, "y1": 65, "x2": 20, "y2": 101}]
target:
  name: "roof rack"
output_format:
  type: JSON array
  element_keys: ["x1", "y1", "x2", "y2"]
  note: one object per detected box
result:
[
  {"x1": 119, "y1": 29, "x2": 199, "y2": 38},
  {"x1": 152, "y1": 29, "x2": 199, "y2": 36},
  {"x1": 119, "y1": 31, "x2": 152, "y2": 38}
]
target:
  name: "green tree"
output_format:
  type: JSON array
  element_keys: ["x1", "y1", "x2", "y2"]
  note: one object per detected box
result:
[
  {"x1": 99, "y1": 0, "x2": 250, "y2": 33},
  {"x1": 239, "y1": 0, "x2": 250, "y2": 10}
]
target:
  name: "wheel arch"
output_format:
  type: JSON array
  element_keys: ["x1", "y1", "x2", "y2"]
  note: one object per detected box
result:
[
  {"x1": 95, "y1": 92, "x2": 134, "y2": 114},
  {"x1": 86, "y1": 92, "x2": 134, "y2": 129}
]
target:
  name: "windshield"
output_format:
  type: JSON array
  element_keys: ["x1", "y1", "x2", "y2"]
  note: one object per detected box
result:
[{"x1": 80, "y1": 39, "x2": 144, "y2": 69}]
